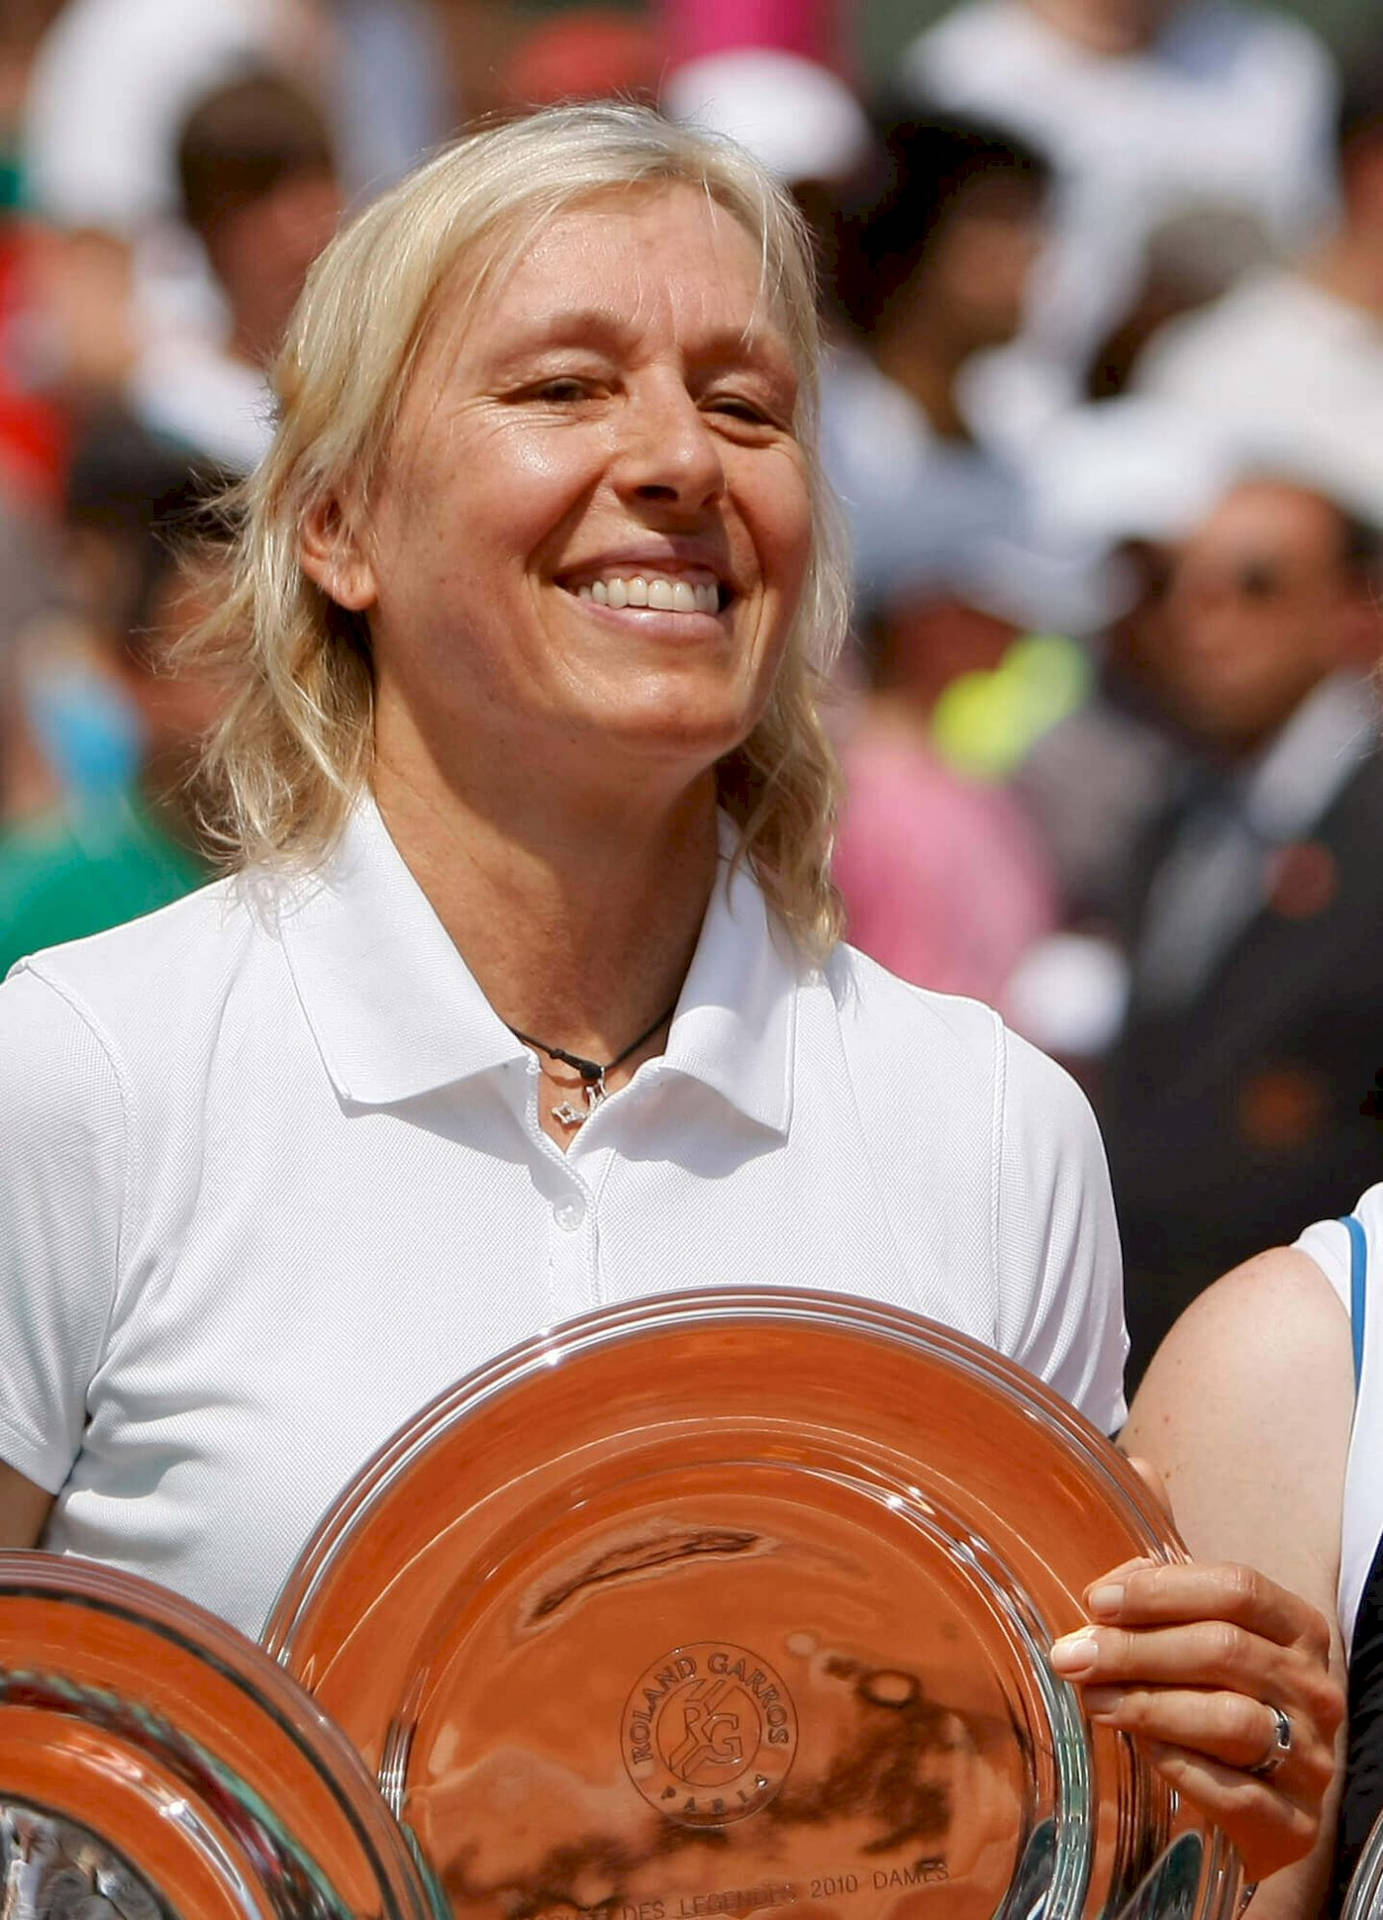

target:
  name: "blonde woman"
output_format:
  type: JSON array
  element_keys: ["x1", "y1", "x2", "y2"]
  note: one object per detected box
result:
[{"x1": 0, "y1": 104, "x2": 1337, "y2": 1879}]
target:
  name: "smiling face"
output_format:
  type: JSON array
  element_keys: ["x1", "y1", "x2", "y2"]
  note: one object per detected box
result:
[{"x1": 316, "y1": 185, "x2": 813, "y2": 819}]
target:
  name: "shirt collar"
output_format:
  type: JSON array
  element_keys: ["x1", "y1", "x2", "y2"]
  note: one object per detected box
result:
[
  {"x1": 278, "y1": 797, "x2": 518, "y2": 1105},
  {"x1": 656, "y1": 817, "x2": 799, "y2": 1136},
  {"x1": 1240, "y1": 671, "x2": 1378, "y2": 843},
  {"x1": 277, "y1": 797, "x2": 799, "y2": 1131}
]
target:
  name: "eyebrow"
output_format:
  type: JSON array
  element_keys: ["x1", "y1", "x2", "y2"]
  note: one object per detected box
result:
[{"x1": 486, "y1": 308, "x2": 796, "y2": 377}]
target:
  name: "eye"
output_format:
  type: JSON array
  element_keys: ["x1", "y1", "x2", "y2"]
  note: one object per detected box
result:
[
  {"x1": 529, "y1": 376, "x2": 597, "y2": 404},
  {"x1": 707, "y1": 393, "x2": 770, "y2": 422}
]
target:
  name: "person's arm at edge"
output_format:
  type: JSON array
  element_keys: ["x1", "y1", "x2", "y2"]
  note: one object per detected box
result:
[
  {"x1": 0, "y1": 1460, "x2": 54, "y2": 1548},
  {"x1": 1119, "y1": 1248, "x2": 1353, "y2": 1919}
]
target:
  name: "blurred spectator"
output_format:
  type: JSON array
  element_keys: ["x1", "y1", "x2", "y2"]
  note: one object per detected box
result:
[
  {"x1": 901, "y1": 0, "x2": 1337, "y2": 422},
  {"x1": 663, "y1": 46, "x2": 869, "y2": 194},
  {"x1": 1010, "y1": 408, "x2": 1236, "y2": 930},
  {"x1": 0, "y1": 6, "x2": 70, "y2": 503},
  {"x1": 1084, "y1": 202, "x2": 1276, "y2": 403},
  {"x1": 1137, "y1": 52, "x2": 1383, "y2": 526},
  {"x1": 1094, "y1": 474, "x2": 1383, "y2": 1389},
  {"x1": 0, "y1": 490, "x2": 62, "y2": 825},
  {"x1": 127, "y1": 73, "x2": 343, "y2": 471},
  {"x1": 821, "y1": 107, "x2": 1100, "y2": 997},
  {"x1": 0, "y1": 411, "x2": 228, "y2": 973},
  {"x1": 327, "y1": 0, "x2": 451, "y2": 197},
  {"x1": 0, "y1": 2, "x2": 62, "y2": 208},
  {"x1": 662, "y1": 0, "x2": 849, "y2": 70},
  {"x1": 1012, "y1": 538, "x2": 1185, "y2": 930},
  {"x1": 834, "y1": 593, "x2": 1059, "y2": 1010},
  {"x1": 499, "y1": 9, "x2": 663, "y2": 111},
  {"x1": 22, "y1": 0, "x2": 443, "y2": 229},
  {"x1": 824, "y1": 112, "x2": 1093, "y2": 625},
  {"x1": 22, "y1": 0, "x2": 326, "y2": 235},
  {"x1": 0, "y1": 224, "x2": 73, "y2": 508}
]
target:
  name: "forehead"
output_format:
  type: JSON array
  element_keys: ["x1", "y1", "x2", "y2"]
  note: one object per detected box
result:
[
  {"x1": 1192, "y1": 484, "x2": 1341, "y2": 568},
  {"x1": 435, "y1": 184, "x2": 794, "y2": 369}
]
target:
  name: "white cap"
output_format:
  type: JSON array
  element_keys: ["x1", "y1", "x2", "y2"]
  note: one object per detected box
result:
[
  {"x1": 1030, "y1": 396, "x2": 1238, "y2": 552},
  {"x1": 662, "y1": 47, "x2": 870, "y2": 186}
]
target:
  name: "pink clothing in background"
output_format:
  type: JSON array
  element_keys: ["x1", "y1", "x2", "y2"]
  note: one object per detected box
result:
[
  {"x1": 661, "y1": 0, "x2": 849, "y2": 68},
  {"x1": 835, "y1": 729, "x2": 1057, "y2": 1011}
]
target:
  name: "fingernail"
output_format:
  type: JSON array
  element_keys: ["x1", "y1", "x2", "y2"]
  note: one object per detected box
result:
[
  {"x1": 1086, "y1": 1583, "x2": 1126, "y2": 1619},
  {"x1": 1081, "y1": 1686, "x2": 1118, "y2": 1714},
  {"x1": 1049, "y1": 1629, "x2": 1099, "y2": 1677}
]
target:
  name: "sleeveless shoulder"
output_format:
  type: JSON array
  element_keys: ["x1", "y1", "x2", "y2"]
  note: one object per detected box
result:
[
  {"x1": 1290, "y1": 1190, "x2": 1383, "y2": 1900},
  {"x1": 1294, "y1": 1185, "x2": 1383, "y2": 1322}
]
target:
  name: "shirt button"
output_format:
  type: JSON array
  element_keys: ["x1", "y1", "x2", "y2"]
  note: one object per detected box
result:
[{"x1": 553, "y1": 1195, "x2": 586, "y2": 1232}]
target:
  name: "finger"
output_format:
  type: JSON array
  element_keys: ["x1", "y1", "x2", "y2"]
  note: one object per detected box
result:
[
  {"x1": 1081, "y1": 1686, "x2": 1332, "y2": 1788},
  {"x1": 1051, "y1": 1618, "x2": 1296, "y2": 1693},
  {"x1": 1050, "y1": 1623, "x2": 1343, "y2": 1748},
  {"x1": 1080, "y1": 1563, "x2": 1331, "y2": 1655},
  {"x1": 1135, "y1": 1739, "x2": 1321, "y2": 1883}
]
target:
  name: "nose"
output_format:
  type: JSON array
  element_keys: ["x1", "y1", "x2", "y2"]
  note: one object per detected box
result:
[{"x1": 612, "y1": 373, "x2": 726, "y2": 514}]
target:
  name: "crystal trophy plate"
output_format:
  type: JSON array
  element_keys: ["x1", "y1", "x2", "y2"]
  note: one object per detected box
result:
[
  {"x1": 0, "y1": 1553, "x2": 439, "y2": 1919},
  {"x1": 264, "y1": 1288, "x2": 1241, "y2": 1920}
]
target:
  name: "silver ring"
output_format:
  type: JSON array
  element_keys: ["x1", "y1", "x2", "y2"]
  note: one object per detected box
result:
[{"x1": 1247, "y1": 1704, "x2": 1292, "y2": 1779}]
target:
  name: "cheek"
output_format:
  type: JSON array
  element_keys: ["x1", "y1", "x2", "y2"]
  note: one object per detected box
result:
[
  {"x1": 751, "y1": 455, "x2": 814, "y2": 605},
  {"x1": 476, "y1": 421, "x2": 608, "y2": 549}
]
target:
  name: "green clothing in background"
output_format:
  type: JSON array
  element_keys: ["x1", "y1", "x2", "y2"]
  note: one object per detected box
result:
[{"x1": 0, "y1": 795, "x2": 208, "y2": 976}]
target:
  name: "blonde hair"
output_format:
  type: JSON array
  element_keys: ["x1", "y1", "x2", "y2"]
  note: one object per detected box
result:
[{"x1": 191, "y1": 102, "x2": 850, "y2": 956}]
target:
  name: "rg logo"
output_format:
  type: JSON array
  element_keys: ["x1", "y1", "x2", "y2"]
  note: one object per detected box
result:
[
  {"x1": 622, "y1": 1641, "x2": 797, "y2": 1827},
  {"x1": 668, "y1": 1676, "x2": 745, "y2": 1779}
]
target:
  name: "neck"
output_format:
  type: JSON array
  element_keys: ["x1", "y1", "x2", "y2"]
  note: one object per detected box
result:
[
  {"x1": 226, "y1": 305, "x2": 276, "y2": 371},
  {"x1": 1308, "y1": 226, "x2": 1383, "y2": 320},
  {"x1": 372, "y1": 743, "x2": 721, "y2": 1069},
  {"x1": 1024, "y1": 0, "x2": 1157, "y2": 56},
  {"x1": 874, "y1": 321, "x2": 972, "y2": 443}
]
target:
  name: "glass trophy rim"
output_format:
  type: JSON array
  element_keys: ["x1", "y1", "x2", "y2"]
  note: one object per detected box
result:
[
  {"x1": 1344, "y1": 1807, "x2": 1383, "y2": 1920},
  {"x1": 266, "y1": 1284, "x2": 1179, "y2": 1649},
  {"x1": 0, "y1": 1550, "x2": 439, "y2": 1920}
]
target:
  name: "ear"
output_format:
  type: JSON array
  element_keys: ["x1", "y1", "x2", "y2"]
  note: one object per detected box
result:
[{"x1": 299, "y1": 492, "x2": 377, "y2": 612}]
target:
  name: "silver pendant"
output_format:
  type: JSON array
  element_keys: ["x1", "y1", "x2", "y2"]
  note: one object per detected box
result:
[{"x1": 552, "y1": 1075, "x2": 606, "y2": 1129}]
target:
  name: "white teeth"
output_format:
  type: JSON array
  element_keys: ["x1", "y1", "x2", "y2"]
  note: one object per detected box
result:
[{"x1": 572, "y1": 572, "x2": 724, "y2": 614}]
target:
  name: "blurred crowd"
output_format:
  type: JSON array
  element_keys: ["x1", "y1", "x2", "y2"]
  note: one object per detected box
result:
[{"x1": 2, "y1": 0, "x2": 1382, "y2": 1387}]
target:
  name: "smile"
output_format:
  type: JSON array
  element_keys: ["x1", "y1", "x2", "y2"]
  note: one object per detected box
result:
[{"x1": 567, "y1": 572, "x2": 725, "y2": 616}]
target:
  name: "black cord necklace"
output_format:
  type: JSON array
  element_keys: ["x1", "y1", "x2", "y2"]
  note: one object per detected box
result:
[{"x1": 508, "y1": 998, "x2": 679, "y2": 1128}]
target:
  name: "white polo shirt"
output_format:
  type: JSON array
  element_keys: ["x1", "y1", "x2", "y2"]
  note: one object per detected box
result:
[{"x1": 0, "y1": 800, "x2": 1126, "y2": 1638}]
